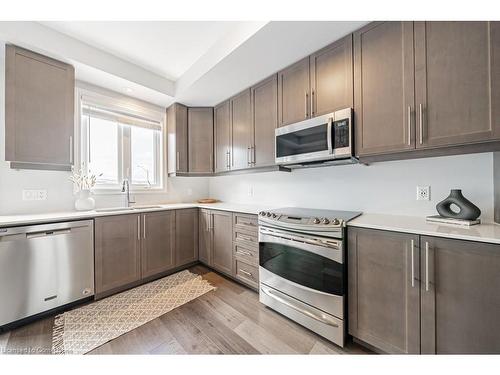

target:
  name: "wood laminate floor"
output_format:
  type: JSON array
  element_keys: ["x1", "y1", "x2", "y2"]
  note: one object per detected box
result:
[{"x1": 0, "y1": 265, "x2": 370, "y2": 355}]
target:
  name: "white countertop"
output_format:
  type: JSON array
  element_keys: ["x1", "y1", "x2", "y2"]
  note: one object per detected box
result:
[
  {"x1": 0, "y1": 202, "x2": 271, "y2": 228},
  {"x1": 348, "y1": 213, "x2": 500, "y2": 245},
  {"x1": 2, "y1": 204, "x2": 500, "y2": 245}
]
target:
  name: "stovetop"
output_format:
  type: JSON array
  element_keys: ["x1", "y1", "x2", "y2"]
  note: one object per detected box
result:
[{"x1": 258, "y1": 207, "x2": 362, "y2": 233}]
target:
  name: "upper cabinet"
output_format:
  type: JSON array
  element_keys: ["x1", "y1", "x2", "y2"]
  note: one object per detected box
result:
[
  {"x1": 167, "y1": 103, "x2": 188, "y2": 174},
  {"x1": 354, "y1": 22, "x2": 416, "y2": 156},
  {"x1": 251, "y1": 75, "x2": 278, "y2": 168},
  {"x1": 310, "y1": 34, "x2": 354, "y2": 117},
  {"x1": 188, "y1": 107, "x2": 214, "y2": 173},
  {"x1": 278, "y1": 57, "x2": 311, "y2": 127},
  {"x1": 214, "y1": 100, "x2": 231, "y2": 173},
  {"x1": 414, "y1": 21, "x2": 500, "y2": 148},
  {"x1": 5, "y1": 45, "x2": 75, "y2": 170},
  {"x1": 230, "y1": 89, "x2": 252, "y2": 170},
  {"x1": 355, "y1": 21, "x2": 500, "y2": 158}
]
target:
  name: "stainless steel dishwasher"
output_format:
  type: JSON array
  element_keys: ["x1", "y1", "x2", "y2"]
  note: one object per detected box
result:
[{"x1": 0, "y1": 220, "x2": 94, "y2": 327}]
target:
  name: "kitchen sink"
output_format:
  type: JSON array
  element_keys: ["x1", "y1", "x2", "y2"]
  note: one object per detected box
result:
[{"x1": 95, "y1": 207, "x2": 135, "y2": 213}]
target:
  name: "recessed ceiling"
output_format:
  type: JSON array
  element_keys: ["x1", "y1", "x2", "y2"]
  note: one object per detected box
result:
[{"x1": 40, "y1": 21, "x2": 248, "y2": 80}]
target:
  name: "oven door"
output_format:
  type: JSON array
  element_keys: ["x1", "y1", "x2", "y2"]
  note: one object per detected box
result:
[
  {"x1": 275, "y1": 113, "x2": 334, "y2": 165},
  {"x1": 259, "y1": 226, "x2": 344, "y2": 318}
]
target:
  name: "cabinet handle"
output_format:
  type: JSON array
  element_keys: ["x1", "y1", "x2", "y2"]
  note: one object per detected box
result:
[
  {"x1": 238, "y1": 233, "x2": 254, "y2": 242},
  {"x1": 137, "y1": 216, "x2": 140, "y2": 240},
  {"x1": 252, "y1": 146, "x2": 256, "y2": 165},
  {"x1": 210, "y1": 213, "x2": 214, "y2": 232},
  {"x1": 176, "y1": 151, "x2": 180, "y2": 171},
  {"x1": 143, "y1": 215, "x2": 146, "y2": 239},
  {"x1": 419, "y1": 103, "x2": 424, "y2": 145},
  {"x1": 407, "y1": 106, "x2": 412, "y2": 146},
  {"x1": 238, "y1": 250, "x2": 253, "y2": 257},
  {"x1": 425, "y1": 241, "x2": 430, "y2": 292},
  {"x1": 311, "y1": 90, "x2": 315, "y2": 116},
  {"x1": 239, "y1": 269, "x2": 253, "y2": 277},
  {"x1": 410, "y1": 239, "x2": 415, "y2": 287},
  {"x1": 305, "y1": 92, "x2": 309, "y2": 118},
  {"x1": 69, "y1": 136, "x2": 74, "y2": 164},
  {"x1": 205, "y1": 213, "x2": 210, "y2": 232},
  {"x1": 247, "y1": 146, "x2": 251, "y2": 166}
]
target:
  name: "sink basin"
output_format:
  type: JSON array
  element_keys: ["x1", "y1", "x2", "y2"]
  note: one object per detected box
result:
[
  {"x1": 95, "y1": 207, "x2": 134, "y2": 213},
  {"x1": 132, "y1": 205, "x2": 162, "y2": 210}
]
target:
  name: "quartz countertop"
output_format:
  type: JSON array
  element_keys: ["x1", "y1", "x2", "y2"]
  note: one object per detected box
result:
[
  {"x1": 347, "y1": 213, "x2": 500, "y2": 245},
  {"x1": 2, "y1": 204, "x2": 500, "y2": 245},
  {"x1": 0, "y1": 202, "x2": 272, "y2": 228}
]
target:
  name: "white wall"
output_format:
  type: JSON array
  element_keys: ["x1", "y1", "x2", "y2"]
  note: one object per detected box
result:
[
  {"x1": 209, "y1": 153, "x2": 495, "y2": 220},
  {"x1": 0, "y1": 42, "x2": 209, "y2": 215}
]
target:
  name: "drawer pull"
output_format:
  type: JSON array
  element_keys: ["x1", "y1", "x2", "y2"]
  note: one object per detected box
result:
[
  {"x1": 239, "y1": 269, "x2": 253, "y2": 277},
  {"x1": 238, "y1": 234, "x2": 255, "y2": 242},
  {"x1": 238, "y1": 250, "x2": 253, "y2": 257}
]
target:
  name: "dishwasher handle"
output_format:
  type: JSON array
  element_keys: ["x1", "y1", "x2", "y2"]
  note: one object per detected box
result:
[{"x1": 26, "y1": 229, "x2": 72, "y2": 239}]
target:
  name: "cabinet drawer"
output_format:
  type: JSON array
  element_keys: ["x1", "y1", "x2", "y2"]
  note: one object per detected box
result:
[
  {"x1": 234, "y1": 259, "x2": 259, "y2": 289},
  {"x1": 233, "y1": 213, "x2": 258, "y2": 234},
  {"x1": 234, "y1": 242, "x2": 258, "y2": 264},
  {"x1": 234, "y1": 229, "x2": 258, "y2": 248}
]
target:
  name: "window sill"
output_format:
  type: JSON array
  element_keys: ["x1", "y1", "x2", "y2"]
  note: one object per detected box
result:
[{"x1": 90, "y1": 187, "x2": 167, "y2": 195}]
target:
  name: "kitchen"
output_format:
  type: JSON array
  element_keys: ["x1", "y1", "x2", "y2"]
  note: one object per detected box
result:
[{"x1": 0, "y1": 1, "x2": 499, "y2": 374}]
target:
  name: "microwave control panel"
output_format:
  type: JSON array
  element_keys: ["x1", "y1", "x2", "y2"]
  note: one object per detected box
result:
[{"x1": 333, "y1": 118, "x2": 350, "y2": 149}]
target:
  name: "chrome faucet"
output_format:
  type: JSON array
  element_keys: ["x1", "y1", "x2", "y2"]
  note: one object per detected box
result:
[{"x1": 121, "y1": 179, "x2": 136, "y2": 207}]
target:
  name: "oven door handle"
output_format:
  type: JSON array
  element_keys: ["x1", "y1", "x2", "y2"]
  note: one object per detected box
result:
[
  {"x1": 260, "y1": 285, "x2": 339, "y2": 328},
  {"x1": 327, "y1": 116, "x2": 333, "y2": 154}
]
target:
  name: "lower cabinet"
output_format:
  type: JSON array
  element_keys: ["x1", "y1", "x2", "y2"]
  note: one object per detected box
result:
[
  {"x1": 175, "y1": 208, "x2": 199, "y2": 267},
  {"x1": 199, "y1": 209, "x2": 212, "y2": 265},
  {"x1": 348, "y1": 227, "x2": 500, "y2": 354},
  {"x1": 211, "y1": 210, "x2": 234, "y2": 275},
  {"x1": 95, "y1": 214, "x2": 142, "y2": 298},
  {"x1": 95, "y1": 209, "x2": 196, "y2": 299},
  {"x1": 141, "y1": 211, "x2": 175, "y2": 279}
]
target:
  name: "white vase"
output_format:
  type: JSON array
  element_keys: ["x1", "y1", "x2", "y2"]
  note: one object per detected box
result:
[{"x1": 75, "y1": 189, "x2": 95, "y2": 211}]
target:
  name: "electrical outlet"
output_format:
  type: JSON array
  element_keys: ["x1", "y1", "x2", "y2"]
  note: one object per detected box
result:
[
  {"x1": 22, "y1": 189, "x2": 48, "y2": 201},
  {"x1": 187, "y1": 188, "x2": 193, "y2": 196},
  {"x1": 416, "y1": 186, "x2": 430, "y2": 201},
  {"x1": 247, "y1": 186, "x2": 253, "y2": 197}
]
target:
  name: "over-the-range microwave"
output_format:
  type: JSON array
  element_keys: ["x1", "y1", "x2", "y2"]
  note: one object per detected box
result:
[{"x1": 275, "y1": 108, "x2": 356, "y2": 168}]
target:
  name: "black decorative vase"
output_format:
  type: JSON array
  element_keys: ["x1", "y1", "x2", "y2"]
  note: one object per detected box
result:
[{"x1": 436, "y1": 189, "x2": 481, "y2": 220}]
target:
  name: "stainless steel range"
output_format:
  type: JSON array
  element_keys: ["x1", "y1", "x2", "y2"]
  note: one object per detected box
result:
[{"x1": 258, "y1": 207, "x2": 361, "y2": 347}]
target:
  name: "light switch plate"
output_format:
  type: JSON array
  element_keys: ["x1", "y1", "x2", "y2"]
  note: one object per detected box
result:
[{"x1": 22, "y1": 189, "x2": 48, "y2": 201}]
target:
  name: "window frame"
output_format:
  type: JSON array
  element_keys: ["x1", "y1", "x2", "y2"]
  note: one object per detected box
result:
[{"x1": 76, "y1": 84, "x2": 167, "y2": 195}]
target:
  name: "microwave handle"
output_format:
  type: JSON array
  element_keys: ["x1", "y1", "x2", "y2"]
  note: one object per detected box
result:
[{"x1": 327, "y1": 117, "x2": 333, "y2": 154}]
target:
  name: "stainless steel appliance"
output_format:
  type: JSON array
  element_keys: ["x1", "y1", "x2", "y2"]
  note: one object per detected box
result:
[
  {"x1": 0, "y1": 220, "x2": 94, "y2": 327},
  {"x1": 275, "y1": 108, "x2": 356, "y2": 168},
  {"x1": 258, "y1": 208, "x2": 361, "y2": 347}
]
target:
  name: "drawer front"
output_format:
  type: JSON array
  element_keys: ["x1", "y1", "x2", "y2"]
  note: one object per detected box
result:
[
  {"x1": 233, "y1": 213, "x2": 258, "y2": 234},
  {"x1": 234, "y1": 229, "x2": 258, "y2": 247},
  {"x1": 234, "y1": 259, "x2": 259, "y2": 288},
  {"x1": 234, "y1": 242, "x2": 258, "y2": 264}
]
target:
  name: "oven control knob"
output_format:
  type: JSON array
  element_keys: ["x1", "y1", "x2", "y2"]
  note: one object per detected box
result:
[
  {"x1": 259, "y1": 211, "x2": 266, "y2": 216},
  {"x1": 313, "y1": 217, "x2": 321, "y2": 224},
  {"x1": 332, "y1": 218, "x2": 340, "y2": 225},
  {"x1": 266, "y1": 212, "x2": 272, "y2": 217},
  {"x1": 272, "y1": 213, "x2": 278, "y2": 218},
  {"x1": 322, "y1": 218, "x2": 330, "y2": 224}
]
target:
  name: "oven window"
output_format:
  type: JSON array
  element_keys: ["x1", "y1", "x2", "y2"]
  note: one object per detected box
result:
[
  {"x1": 276, "y1": 124, "x2": 328, "y2": 158},
  {"x1": 259, "y1": 241, "x2": 344, "y2": 295}
]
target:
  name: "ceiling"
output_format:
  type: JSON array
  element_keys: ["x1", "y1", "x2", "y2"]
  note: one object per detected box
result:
[
  {"x1": 40, "y1": 21, "x2": 246, "y2": 81},
  {"x1": 0, "y1": 21, "x2": 367, "y2": 107}
]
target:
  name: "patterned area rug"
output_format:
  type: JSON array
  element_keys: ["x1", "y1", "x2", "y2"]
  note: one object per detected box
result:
[{"x1": 52, "y1": 270, "x2": 215, "y2": 354}]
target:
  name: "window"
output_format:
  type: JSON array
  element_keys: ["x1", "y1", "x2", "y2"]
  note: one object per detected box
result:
[{"x1": 79, "y1": 92, "x2": 164, "y2": 192}]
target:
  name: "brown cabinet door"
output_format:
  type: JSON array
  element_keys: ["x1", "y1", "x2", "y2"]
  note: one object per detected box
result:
[
  {"x1": 175, "y1": 208, "x2": 199, "y2": 267},
  {"x1": 415, "y1": 22, "x2": 500, "y2": 148},
  {"x1": 211, "y1": 210, "x2": 234, "y2": 276},
  {"x1": 230, "y1": 89, "x2": 252, "y2": 170},
  {"x1": 198, "y1": 209, "x2": 212, "y2": 265},
  {"x1": 348, "y1": 228, "x2": 420, "y2": 354},
  {"x1": 420, "y1": 236, "x2": 500, "y2": 354},
  {"x1": 251, "y1": 75, "x2": 278, "y2": 168},
  {"x1": 188, "y1": 107, "x2": 214, "y2": 173},
  {"x1": 354, "y1": 22, "x2": 415, "y2": 156},
  {"x1": 94, "y1": 214, "x2": 141, "y2": 297},
  {"x1": 214, "y1": 100, "x2": 231, "y2": 172},
  {"x1": 141, "y1": 211, "x2": 175, "y2": 279},
  {"x1": 310, "y1": 34, "x2": 353, "y2": 117},
  {"x1": 277, "y1": 57, "x2": 311, "y2": 127},
  {"x1": 5, "y1": 45, "x2": 75, "y2": 168},
  {"x1": 167, "y1": 103, "x2": 188, "y2": 174}
]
